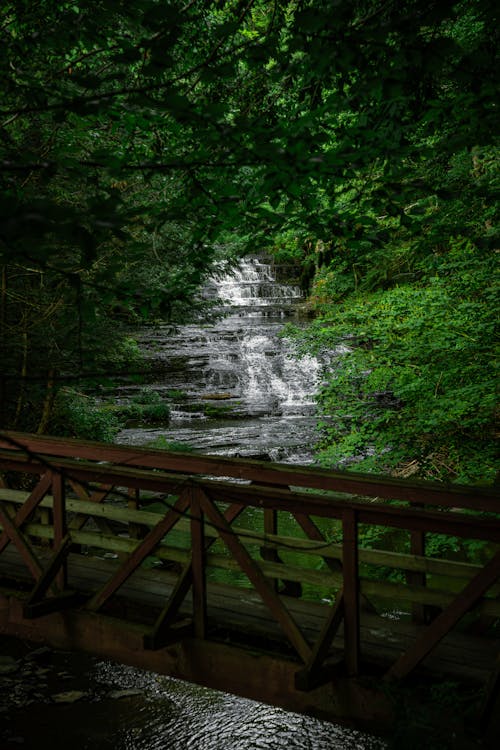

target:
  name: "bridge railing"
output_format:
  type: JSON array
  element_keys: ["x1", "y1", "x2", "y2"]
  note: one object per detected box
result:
[{"x1": 0, "y1": 430, "x2": 498, "y2": 689}]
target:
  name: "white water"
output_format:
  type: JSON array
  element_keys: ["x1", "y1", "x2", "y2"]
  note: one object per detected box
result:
[{"x1": 117, "y1": 257, "x2": 327, "y2": 463}]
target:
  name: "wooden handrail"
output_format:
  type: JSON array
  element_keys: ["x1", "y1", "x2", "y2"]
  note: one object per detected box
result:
[
  {"x1": 1, "y1": 431, "x2": 499, "y2": 685},
  {"x1": 0, "y1": 430, "x2": 498, "y2": 511}
]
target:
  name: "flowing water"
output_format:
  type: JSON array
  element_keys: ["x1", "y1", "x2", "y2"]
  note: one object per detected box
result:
[
  {"x1": 115, "y1": 257, "x2": 328, "y2": 464},
  {"x1": 2, "y1": 259, "x2": 386, "y2": 749}
]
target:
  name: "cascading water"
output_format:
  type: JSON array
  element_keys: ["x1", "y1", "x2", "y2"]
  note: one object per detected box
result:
[{"x1": 116, "y1": 257, "x2": 322, "y2": 463}]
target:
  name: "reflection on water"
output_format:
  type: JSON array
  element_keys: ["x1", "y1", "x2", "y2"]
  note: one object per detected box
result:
[
  {"x1": 1, "y1": 645, "x2": 386, "y2": 750},
  {"x1": 90, "y1": 661, "x2": 387, "y2": 750}
]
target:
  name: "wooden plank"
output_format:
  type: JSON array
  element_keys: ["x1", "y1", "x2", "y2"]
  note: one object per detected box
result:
[
  {"x1": 144, "y1": 564, "x2": 194, "y2": 649},
  {"x1": 343, "y1": 510, "x2": 360, "y2": 676},
  {"x1": 86, "y1": 491, "x2": 191, "y2": 612},
  {"x1": 0, "y1": 502, "x2": 44, "y2": 582},
  {"x1": 199, "y1": 487, "x2": 312, "y2": 663},
  {"x1": 5, "y1": 490, "x2": 497, "y2": 584},
  {"x1": 26, "y1": 534, "x2": 72, "y2": 604},
  {"x1": 262, "y1": 508, "x2": 279, "y2": 591},
  {"x1": 190, "y1": 486, "x2": 207, "y2": 640},
  {"x1": 386, "y1": 549, "x2": 500, "y2": 680},
  {"x1": 2, "y1": 543, "x2": 498, "y2": 684},
  {"x1": 1, "y1": 431, "x2": 498, "y2": 511},
  {"x1": 52, "y1": 471, "x2": 67, "y2": 590},
  {"x1": 23, "y1": 591, "x2": 84, "y2": 618},
  {"x1": 4, "y1": 519, "x2": 500, "y2": 620},
  {"x1": 0, "y1": 472, "x2": 52, "y2": 553},
  {"x1": 1, "y1": 450, "x2": 499, "y2": 543},
  {"x1": 295, "y1": 590, "x2": 345, "y2": 691},
  {"x1": 68, "y1": 480, "x2": 114, "y2": 533},
  {"x1": 4, "y1": 519, "x2": 500, "y2": 616},
  {"x1": 408, "y1": 521, "x2": 426, "y2": 623},
  {"x1": 294, "y1": 512, "x2": 375, "y2": 612},
  {"x1": 146, "y1": 502, "x2": 246, "y2": 649}
]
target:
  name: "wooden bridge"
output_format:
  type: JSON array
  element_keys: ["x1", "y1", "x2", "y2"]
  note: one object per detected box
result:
[{"x1": 0, "y1": 431, "x2": 499, "y2": 737}]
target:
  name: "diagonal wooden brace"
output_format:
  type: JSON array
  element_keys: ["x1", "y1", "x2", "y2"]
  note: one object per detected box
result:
[
  {"x1": 0, "y1": 501, "x2": 45, "y2": 582},
  {"x1": 86, "y1": 490, "x2": 191, "y2": 612},
  {"x1": 68, "y1": 480, "x2": 115, "y2": 533},
  {"x1": 386, "y1": 549, "x2": 500, "y2": 681},
  {"x1": 198, "y1": 486, "x2": 312, "y2": 663},
  {"x1": 0, "y1": 472, "x2": 52, "y2": 554},
  {"x1": 26, "y1": 533, "x2": 72, "y2": 606},
  {"x1": 294, "y1": 512, "x2": 376, "y2": 613},
  {"x1": 295, "y1": 589, "x2": 345, "y2": 691},
  {"x1": 144, "y1": 501, "x2": 246, "y2": 650}
]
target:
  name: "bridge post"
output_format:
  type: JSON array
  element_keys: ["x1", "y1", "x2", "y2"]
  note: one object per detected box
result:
[
  {"x1": 51, "y1": 471, "x2": 67, "y2": 590},
  {"x1": 407, "y1": 502, "x2": 427, "y2": 623},
  {"x1": 342, "y1": 508, "x2": 360, "y2": 676},
  {"x1": 262, "y1": 508, "x2": 279, "y2": 591},
  {"x1": 190, "y1": 485, "x2": 207, "y2": 639}
]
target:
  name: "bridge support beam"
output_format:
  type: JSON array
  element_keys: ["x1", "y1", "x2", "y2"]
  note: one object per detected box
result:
[{"x1": 0, "y1": 590, "x2": 392, "y2": 733}]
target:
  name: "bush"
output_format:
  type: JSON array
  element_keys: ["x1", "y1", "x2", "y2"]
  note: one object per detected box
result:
[{"x1": 50, "y1": 388, "x2": 120, "y2": 442}]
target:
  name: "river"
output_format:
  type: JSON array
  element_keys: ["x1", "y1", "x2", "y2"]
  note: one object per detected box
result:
[{"x1": 1, "y1": 258, "x2": 386, "y2": 749}]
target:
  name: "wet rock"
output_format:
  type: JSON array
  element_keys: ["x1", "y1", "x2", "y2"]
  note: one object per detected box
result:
[
  {"x1": 27, "y1": 646, "x2": 52, "y2": 659},
  {"x1": 52, "y1": 690, "x2": 88, "y2": 703},
  {"x1": 0, "y1": 655, "x2": 19, "y2": 675},
  {"x1": 108, "y1": 688, "x2": 144, "y2": 699}
]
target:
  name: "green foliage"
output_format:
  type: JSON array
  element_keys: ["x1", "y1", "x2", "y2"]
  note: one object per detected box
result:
[
  {"x1": 165, "y1": 389, "x2": 188, "y2": 401},
  {"x1": 0, "y1": 0, "x2": 497, "y2": 486},
  {"x1": 103, "y1": 388, "x2": 170, "y2": 424},
  {"x1": 289, "y1": 237, "x2": 497, "y2": 484},
  {"x1": 203, "y1": 403, "x2": 236, "y2": 418},
  {"x1": 146, "y1": 435, "x2": 195, "y2": 452},
  {"x1": 50, "y1": 388, "x2": 119, "y2": 442}
]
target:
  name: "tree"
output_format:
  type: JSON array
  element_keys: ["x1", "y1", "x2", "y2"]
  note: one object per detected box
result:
[{"x1": 0, "y1": 1, "x2": 497, "y2": 479}]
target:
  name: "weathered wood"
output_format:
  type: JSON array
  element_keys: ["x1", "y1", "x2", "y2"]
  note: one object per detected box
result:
[
  {"x1": 0, "y1": 472, "x2": 52, "y2": 553},
  {"x1": 190, "y1": 486, "x2": 207, "y2": 639},
  {"x1": 1, "y1": 429, "x2": 500, "y2": 726},
  {"x1": 1, "y1": 431, "x2": 498, "y2": 511},
  {"x1": 0, "y1": 502, "x2": 44, "y2": 582},
  {"x1": 294, "y1": 512, "x2": 376, "y2": 613},
  {"x1": 68, "y1": 480, "x2": 114, "y2": 535},
  {"x1": 127, "y1": 487, "x2": 146, "y2": 540},
  {"x1": 145, "y1": 501, "x2": 246, "y2": 649},
  {"x1": 51, "y1": 472, "x2": 67, "y2": 589},
  {"x1": 3, "y1": 518, "x2": 500, "y2": 616},
  {"x1": 199, "y1": 486, "x2": 312, "y2": 663},
  {"x1": 1, "y1": 450, "x2": 499, "y2": 542},
  {"x1": 408, "y1": 530, "x2": 426, "y2": 623},
  {"x1": 386, "y1": 549, "x2": 500, "y2": 680},
  {"x1": 262, "y1": 508, "x2": 279, "y2": 591},
  {"x1": 4, "y1": 489, "x2": 497, "y2": 583},
  {"x1": 25, "y1": 533, "x2": 72, "y2": 605},
  {"x1": 295, "y1": 590, "x2": 345, "y2": 691},
  {"x1": 343, "y1": 510, "x2": 360, "y2": 676},
  {"x1": 86, "y1": 491, "x2": 191, "y2": 612}
]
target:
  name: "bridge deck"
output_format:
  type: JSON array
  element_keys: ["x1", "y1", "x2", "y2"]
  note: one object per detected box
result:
[
  {"x1": 1, "y1": 545, "x2": 496, "y2": 686},
  {"x1": 1, "y1": 432, "x2": 499, "y2": 737}
]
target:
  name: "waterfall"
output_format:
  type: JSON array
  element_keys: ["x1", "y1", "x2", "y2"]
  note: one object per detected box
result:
[{"x1": 117, "y1": 257, "x2": 321, "y2": 463}]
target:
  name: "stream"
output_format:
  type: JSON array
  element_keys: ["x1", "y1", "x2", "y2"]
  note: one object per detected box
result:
[
  {"x1": 115, "y1": 257, "x2": 328, "y2": 463},
  {"x1": 1, "y1": 258, "x2": 386, "y2": 749}
]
